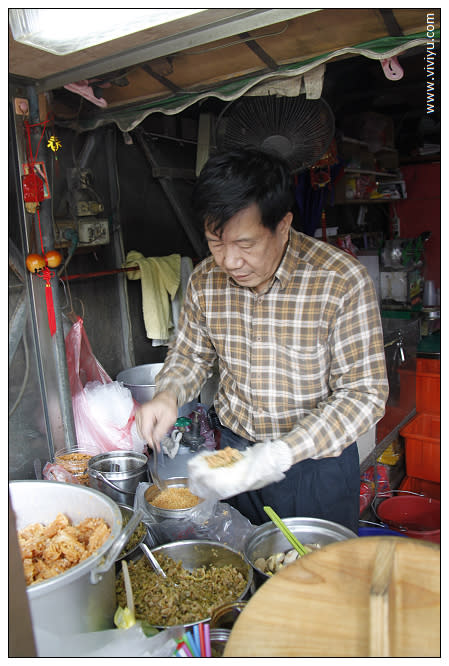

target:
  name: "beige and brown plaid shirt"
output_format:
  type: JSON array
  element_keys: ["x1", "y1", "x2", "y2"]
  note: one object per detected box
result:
[{"x1": 156, "y1": 229, "x2": 388, "y2": 463}]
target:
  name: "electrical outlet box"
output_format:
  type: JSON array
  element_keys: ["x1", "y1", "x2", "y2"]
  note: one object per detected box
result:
[
  {"x1": 78, "y1": 218, "x2": 109, "y2": 246},
  {"x1": 54, "y1": 219, "x2": 77, "y2": 248}
]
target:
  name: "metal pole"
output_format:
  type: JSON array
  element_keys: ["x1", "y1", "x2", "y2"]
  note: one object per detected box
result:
[{"x1": 105, "y1": 126, "x2": 135, "y2": 369}]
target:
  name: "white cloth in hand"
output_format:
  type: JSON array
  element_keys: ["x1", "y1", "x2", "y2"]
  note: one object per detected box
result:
[{"x1": 187, "y1": 440, "x2": 293, "y2": 500}]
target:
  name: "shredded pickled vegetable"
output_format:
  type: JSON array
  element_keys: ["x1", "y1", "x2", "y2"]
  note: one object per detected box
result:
[{"x1": 116, "y1": 553, "x2": 247, "y2": 626}]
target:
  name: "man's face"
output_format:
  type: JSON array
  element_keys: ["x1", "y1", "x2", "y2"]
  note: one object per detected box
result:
[{"x1": 205, "y1": 203, "x2": 292, "y2": 293}]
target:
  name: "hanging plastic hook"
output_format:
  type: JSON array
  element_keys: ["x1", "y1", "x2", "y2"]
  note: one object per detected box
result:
[{"x1": 381, "y1": 56, "x2": 404, "y2": 81}]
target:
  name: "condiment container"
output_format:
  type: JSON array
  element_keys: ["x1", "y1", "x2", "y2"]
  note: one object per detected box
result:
[{"x1": 54, "y1": 447, "x2": 94, "y2": 485}]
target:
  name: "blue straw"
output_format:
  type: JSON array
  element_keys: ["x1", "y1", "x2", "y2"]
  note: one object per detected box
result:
[{"x1": 192, "y1": 624, "x2": 202, "y2": 655}]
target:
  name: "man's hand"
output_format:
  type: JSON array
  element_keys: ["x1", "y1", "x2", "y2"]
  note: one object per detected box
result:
[
  {"x1": 187, "y1": 440, "x2": 293, "y2": 500},
  {"x1": 135, "y1": 391, "x2": 178, "y2": 450}
]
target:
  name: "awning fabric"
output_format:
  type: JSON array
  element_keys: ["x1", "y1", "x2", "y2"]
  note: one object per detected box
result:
[{"x1": 76, "y1": 31, "x2": 439, "y2": 133}]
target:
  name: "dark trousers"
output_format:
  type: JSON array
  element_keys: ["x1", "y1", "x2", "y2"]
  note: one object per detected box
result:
[{"x1": 217, "y1": 422, "x2": 360, "y2": 534}]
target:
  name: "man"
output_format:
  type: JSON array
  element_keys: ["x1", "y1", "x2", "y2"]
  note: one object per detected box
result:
[{"x1": 136, "y1": 147, "x2": 388, "y2": 533}]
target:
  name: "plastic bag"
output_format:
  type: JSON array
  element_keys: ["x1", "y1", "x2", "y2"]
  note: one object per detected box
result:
[
  {"x1": 134, "y1": 482, "x2": 255, "y2": 549},
  {"x1": 42, "y1": 462, "x2": 80, "y2": 484},
  {"x1": 33, "y1": 623, "x2": 181, "y2": 658},
  {"x1": 65, "y1": 318, "x2": 144, "y2": 453}
]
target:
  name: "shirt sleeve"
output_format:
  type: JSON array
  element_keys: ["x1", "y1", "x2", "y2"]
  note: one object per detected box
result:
[
  {"x1": 281, "y1": 268, "x2": 389, "y2": 463},
  {"x1": 153, "y1": 270, "x2": 217, "y2": 407}
]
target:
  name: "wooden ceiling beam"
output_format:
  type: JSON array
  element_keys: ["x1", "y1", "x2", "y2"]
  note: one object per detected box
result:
[
  {"x1": 377, "y1": 9, "x2": 404, "y2": 37},
  {"x1": 141, "y1": 64, "x2": 182, "y2": 94},
  {"x1": 238, "y1": 32, "x2": 279, "y2": 71}
]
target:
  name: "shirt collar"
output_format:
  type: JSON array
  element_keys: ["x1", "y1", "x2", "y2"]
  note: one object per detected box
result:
[{"x1": 273, "y1": 228, "x2": 302, "y2": 289}]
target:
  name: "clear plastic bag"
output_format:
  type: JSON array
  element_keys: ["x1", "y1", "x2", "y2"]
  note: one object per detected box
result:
[
  {"x1": 65, "y1": 317, "x2": 142, "y2": 453},
  {"x1": 42, "y1": 462, "x2": 80, "y2": 484},
  {"x1": 134, "y1": 482, "x2": 255, "y2": 549},
  {"x1": 34, "y1": 623, "x2": 181, "y2": 658}
]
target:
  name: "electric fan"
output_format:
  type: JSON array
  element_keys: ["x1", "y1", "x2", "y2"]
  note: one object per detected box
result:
[{"x1": 216, "y1": 95, "x2": 335, "y2": 172}]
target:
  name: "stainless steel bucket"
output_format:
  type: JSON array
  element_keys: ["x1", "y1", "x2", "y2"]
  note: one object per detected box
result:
[
  {"x1": 9, "y1": 480, "x2": 124, "y2": 638},
  {"x1": 88, "y1": 450, "x2": 148, "y2": 504},
  {"x1": 116, "y1": 363, "x2": 197, "y2": 416}
]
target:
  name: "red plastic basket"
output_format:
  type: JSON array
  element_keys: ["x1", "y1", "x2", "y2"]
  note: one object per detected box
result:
[
  {"x1": 416, "y1": 357, "x2": 440, "y2": 414},
  {"x1": 400, "y1": 413, "x2": 440, "y2": 483},
  {"x1": 399, "y1": 475, "x2": 440, "y2": 500}
]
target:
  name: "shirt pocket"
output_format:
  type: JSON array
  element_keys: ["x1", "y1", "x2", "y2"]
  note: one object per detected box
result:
[{"x1": 275, "y1": 331, "x2": 329, "y2": 405}]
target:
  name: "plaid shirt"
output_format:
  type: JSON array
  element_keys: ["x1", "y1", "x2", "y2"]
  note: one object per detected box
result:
[{"x1": 156, "y1": 229, "x2": 388, "y2": 463}]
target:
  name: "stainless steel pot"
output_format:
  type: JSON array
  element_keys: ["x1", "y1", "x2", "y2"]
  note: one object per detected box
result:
[
  {"x1": 244, "y1": 516, "x2": 357, "y2": 583},
  {"x1": 116, "y1": 363, "x2": 197, "y2": 416},
  {"x1": 8, "y1": 480, "x2": 139, "y2": 638},
  {"x1": 88, "y1": 450, "x2": 148, "y2": 504}
]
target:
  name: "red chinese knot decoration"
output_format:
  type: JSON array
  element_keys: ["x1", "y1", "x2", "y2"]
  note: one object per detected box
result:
[{"x1": 23, "y1": 117, "x2": 60, "y2": 336}]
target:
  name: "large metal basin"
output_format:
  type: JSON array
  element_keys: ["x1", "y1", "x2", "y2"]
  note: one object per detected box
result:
[
  {"x1": 116, "y1": 363, "x2": 196, "y2": 416},
  {"x1": 244, "y1": 516, "x2": 357, "y2": 583},
  {"x1": 9, "y1": 480, "x2": 123, "y2": 638},
  {"x1": 131, "y1": 539, "x2": 254, "y2": 629}
]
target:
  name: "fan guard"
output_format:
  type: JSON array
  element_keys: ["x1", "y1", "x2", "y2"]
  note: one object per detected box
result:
[{"x1": 216, "y1": 95, "x2": 335, "y2": 172}]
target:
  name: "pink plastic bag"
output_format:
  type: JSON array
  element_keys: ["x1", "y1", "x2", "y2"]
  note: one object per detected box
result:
[{"x1": 65, "y1": 318, "x2": 137, "y2": 453}]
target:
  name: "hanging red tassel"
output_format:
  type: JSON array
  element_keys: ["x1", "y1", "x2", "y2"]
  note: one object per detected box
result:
[
  {"x1": 45, "y1": 281, "x2": 57, "y2": 336},
  {"x1": 42, "y1": 266, "x2": 57, "y2": 336}
]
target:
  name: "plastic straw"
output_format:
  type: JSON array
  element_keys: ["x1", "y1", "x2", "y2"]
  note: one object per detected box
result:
[
  {"x1": 203, "y1": 623, "x2": 211, "y2": 658},
  {"x1": 199, "y1": 622, "x2": 206, "y2": 657},
  {"x1": 182, "y1": 632, "x2": 199, "y2": 658},
  {"x1": 263, "y1": 506, "x2": 308, "y2": 556},
  {"x1": 193, "y1": 623, "x2": 201, "y2": 655},
  {"x1": 176, "y1": 642, "x2": 193, "y2": 658}
]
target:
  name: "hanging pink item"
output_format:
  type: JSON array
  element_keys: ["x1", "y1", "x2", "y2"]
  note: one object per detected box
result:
[
  {"x1": 64, "y1": 80, "x2": 108, "y2": 107},
  {"x1": 381, "y1": 57, "x2": 404, "y2": 81}
]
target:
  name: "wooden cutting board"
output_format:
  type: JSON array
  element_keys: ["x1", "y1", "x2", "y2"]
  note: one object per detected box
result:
[{"x1": 224, "y1": 536, "x2": 440, "y2": 658}]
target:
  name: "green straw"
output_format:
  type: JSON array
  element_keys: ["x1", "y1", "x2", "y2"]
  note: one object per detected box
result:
[{"x1": 263, "y1": 506, "x2": 309, "y2": 557}]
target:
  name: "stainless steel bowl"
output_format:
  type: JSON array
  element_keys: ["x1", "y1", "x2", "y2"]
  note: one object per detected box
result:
[
  {"x1": 135, "y1": 539, "x2": 254, "y2": 629},
  {"x1": 244, "y1": 517, "x2": 357, "y2": 582},
  {"x1": 143, "y1": 476, "x2": 204, "y2": 521}
]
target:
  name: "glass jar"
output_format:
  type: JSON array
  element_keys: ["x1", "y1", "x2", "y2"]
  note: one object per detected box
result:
[{"x1": 54, "y1": 448, "x2": 94, "y2": 486}]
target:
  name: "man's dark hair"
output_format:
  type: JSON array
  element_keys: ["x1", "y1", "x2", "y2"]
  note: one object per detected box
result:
[{"x1": 192, "y1": 147, "x2": 293, "y2": 236}]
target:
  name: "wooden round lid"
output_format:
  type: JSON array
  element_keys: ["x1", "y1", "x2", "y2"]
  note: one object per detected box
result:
[{"x1": 224, "y1": 536, "x2": 440, "y2": 658}]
